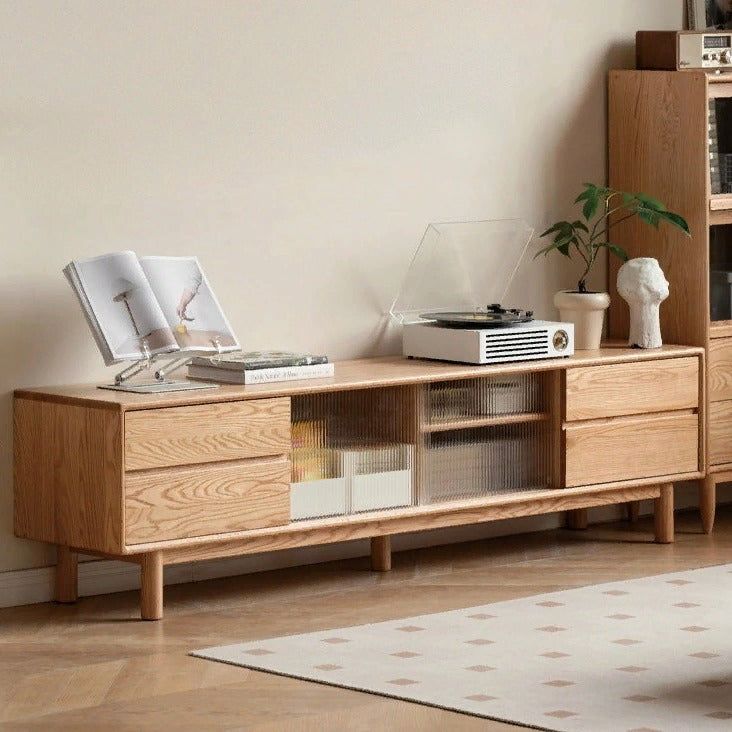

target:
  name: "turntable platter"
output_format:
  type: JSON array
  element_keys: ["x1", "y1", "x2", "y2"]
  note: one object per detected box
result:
[{"x1": 421, "y1": 304, "x2": 534, "y2": 328}]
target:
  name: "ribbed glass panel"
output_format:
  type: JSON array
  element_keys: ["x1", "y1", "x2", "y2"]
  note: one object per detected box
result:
[
  {"x1": 421, "y1": 373, "x2": 551, "y2": 504},
  {"x1": 290, "y1": 387, "x2": 416, "y2": 521}
]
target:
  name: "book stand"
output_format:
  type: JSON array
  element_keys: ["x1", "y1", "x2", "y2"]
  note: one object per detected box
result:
[{"x1": 101, "y1": 338, "x2": 223, "y2": 393}]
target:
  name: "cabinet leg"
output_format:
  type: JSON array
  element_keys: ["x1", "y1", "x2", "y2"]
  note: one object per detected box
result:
[
  {"x1": 701, "y1": 475, "x2": 716, "y2": 535},
  {"x1": 654, "y1": 483, "x2": 674, "y2": 544},
  {"x1": 140, "y1": 552, "x2": 164, "y2": 620},
  {"x1": 566, "y1": 509, "x2": 588, "y2": 530},
  {"x1": 55, "y1": 546, "x2": 78, "y2": 603},
  {"x1": 371, "y1": 536, "x2": 391, "y2": 572},
  {"x1": 626, "y1": 501, "x2": 640, "y2": 523}
]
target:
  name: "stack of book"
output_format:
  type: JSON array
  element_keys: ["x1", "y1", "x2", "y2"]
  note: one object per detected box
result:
[
  {"x1": 187, "y1": 351, "x2": 333, "y2": 385},
  {"x1": 710, "y1": 99, "x2": 722, "y2": 194}
]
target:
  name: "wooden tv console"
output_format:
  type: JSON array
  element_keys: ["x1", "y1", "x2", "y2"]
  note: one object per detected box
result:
[{"x1": 14, "y1": 345, "x2": 704, "y2": 620}]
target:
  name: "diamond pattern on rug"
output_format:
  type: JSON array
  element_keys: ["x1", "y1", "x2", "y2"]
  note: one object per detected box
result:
[{"x1": 193, "y1": 563, "x2": 732, "y2": 732}]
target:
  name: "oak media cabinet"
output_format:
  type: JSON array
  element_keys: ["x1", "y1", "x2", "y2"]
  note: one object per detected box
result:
[{"x1": 14, "y1": 345, "x2": 704, "y2": 619}]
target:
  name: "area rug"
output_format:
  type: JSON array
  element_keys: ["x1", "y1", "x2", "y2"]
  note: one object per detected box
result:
[{"x1": 193, "y1": 564, "x2": 732, "y2": 731}]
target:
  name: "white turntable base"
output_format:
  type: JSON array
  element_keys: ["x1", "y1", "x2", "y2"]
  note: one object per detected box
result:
[{"x1": 402, "y1": 320, "x2": 575, "y2": 365}]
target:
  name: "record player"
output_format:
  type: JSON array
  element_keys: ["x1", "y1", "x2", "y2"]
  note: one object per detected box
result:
[{"x1": 389, "y1": 219, "x2": 574, "y2": 365}]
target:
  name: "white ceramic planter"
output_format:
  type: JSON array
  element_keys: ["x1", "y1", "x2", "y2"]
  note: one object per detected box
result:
[{"x1": 553, "y1": 290, "x2": 610, "y2": 350}]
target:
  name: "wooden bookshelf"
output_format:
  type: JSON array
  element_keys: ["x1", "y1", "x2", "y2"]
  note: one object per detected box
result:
[{"x1": 608, "y1": 69, "x2": 732, "y2": 533}]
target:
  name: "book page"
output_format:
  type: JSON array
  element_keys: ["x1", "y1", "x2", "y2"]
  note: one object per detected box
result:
[
  {"x1": 139, "y1": 256, "x2": 239, "y2": 353},
  {"x1": 69, "y1": 251, "x2": 178, "y2": 364}
]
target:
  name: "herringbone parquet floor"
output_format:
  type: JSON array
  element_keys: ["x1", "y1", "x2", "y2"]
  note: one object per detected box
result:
[{"x1": 1, "y1": 507, "x2": 730, "y2": 731}]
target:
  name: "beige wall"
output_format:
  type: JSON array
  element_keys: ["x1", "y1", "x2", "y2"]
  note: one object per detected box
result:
[{"x1": 0, "y1": 0, "x2": 683, "y2": 573}]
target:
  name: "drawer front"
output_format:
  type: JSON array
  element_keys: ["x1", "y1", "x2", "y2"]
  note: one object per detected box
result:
[
  {"x1": 125, "y1": 398, "x2": 291, "y2": 470},
  {"x1": 709, "y1": 339, "x2": 732, "y2": 402},
  {"x1": 564, "y1": 413, "x2": 699, "y2": 487},
  {"x1": 565, "y1": 357, "x2": 699, "y2": 421},
  {"x1": 125, "y1": 457, "x2": 291, "y2": 544},
  {"x1": 709, "y1": 400, "x2": 732, "y2": 466}
]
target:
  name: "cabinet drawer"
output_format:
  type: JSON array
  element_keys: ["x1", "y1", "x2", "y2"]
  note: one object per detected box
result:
[
  {"x1": 709, "y1": 400, "x2": 732, "y2": 466},
  {"x1": 124, "y1": 457, "x2": 291, "y2": 544},
  {"x1": 709, "y1": 340, "x2": 732, "y2": 402},
  {"x1": 564, "y1": 413, "x2": 699, "y2": 487},
  {"x1": 565, "y1": 357, "x2": 699, "y2": 421},
  {"x1": 125, "y1": 398, "x2": 291, "y2": 470}
]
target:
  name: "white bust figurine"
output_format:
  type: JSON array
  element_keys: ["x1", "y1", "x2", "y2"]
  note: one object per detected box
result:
[{"x1": 616, "y1": 257, "x2": 669, "y2": 349}]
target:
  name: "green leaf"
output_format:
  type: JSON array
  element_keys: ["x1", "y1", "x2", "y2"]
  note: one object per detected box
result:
[
  {"x1": 540, "y1": 220, "x2": 574, "y2": 239},
  {"x1": 658, "y1": 210, "x2": 691, "y2": 235},
  {"x1": 582, "y1": 191, "x2": 599, "y2": 221},
  {"x1": 606, "y1": 243, "x2": 629, "y2": 262},
  {"x1": 635, "y1": 193, "x2": 666, "y2": 211},
  {"x1": 534, "y1": 240, "x2": 567, "y2": 258},
  {"x1": 571, "y1": 219, "x2": 589, "y2": 233},
  {"x1": 574, "y1": 183, "x2": 595, "y2": 203},
  {"x1": 539, "y1": 222, "x2": 564, "y2": 238},
  {"x1": 533, "y1": 232, "x2": 576, "y2": 259},
  {"x1": 638, "y1": 208, "x2": 661, "y2": 228}
]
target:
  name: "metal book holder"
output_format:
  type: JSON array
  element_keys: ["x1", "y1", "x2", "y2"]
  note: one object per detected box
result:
[{"x1": 99, "y1": 337, "x2": 224, "y2": 393}]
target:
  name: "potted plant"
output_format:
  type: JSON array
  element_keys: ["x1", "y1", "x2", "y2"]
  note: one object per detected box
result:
[{"x1": 536, "y1": 183, "x2": 690, "y2": 349}]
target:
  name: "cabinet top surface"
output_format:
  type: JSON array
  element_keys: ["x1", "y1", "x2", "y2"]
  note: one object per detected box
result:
[{"x1": 14, "y1": 344, "x2": 703, "y2": 412}]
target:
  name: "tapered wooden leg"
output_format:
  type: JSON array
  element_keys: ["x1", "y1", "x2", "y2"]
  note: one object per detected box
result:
[
  {"x1": 654, "y1": 483, "x2": 674, "y2": 544},
  {"x1": 701, "y1": 475, "x2": 716, "y2": 535},
  {"x1": 140, "y1": 552, "x2": 164, "y2": 620},
  {"x1": 55, "y1": 546, "x2": 78, "y2": 603},
  {"x1": 626, "y1": 501, "x2": 640, "y2": 523},
  {"x1": 565, "y1": 509, "x2": 588, "y2": 530},
  {"x1": 371, "y1": 536, "x2": 391, "y2": 572}
]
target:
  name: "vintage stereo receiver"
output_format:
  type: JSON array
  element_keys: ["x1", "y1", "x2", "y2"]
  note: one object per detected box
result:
[{"x1": 637, "y1": 30, "x2": 732, "y2": 71}]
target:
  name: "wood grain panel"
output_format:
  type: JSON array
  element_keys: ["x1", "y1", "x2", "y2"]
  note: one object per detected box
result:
[
  {"x1": 608, "y1": 71, "x2": 709, "y2": 348},
  {"x1": 709, "y1": 339, "x2": 732, "y2": 402},
  {"x1": 14, "y1": 397, "x2": 124, "y2": 553},
  {"x1": 564, "y1": 413, "x2": 699, "y2": 487},
  {"x1": 709, "y1": 400, "x2": 732, "y2": 465},
  {"x1": 124, "y1": 457, "x2": 290, "y2": 544},
  {"x1": 124, "y1": 398, "x2": 290, "y2": 470},
  {"x1": 565, "y1": 358, "x2": 698, "y2": 420},
  {"x1": 160, "y1": 483, "x2": 663, "y2": 564}
]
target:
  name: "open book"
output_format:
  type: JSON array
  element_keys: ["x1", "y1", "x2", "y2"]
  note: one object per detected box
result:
[{"x1": 64, "y1": 252, "x2": 239, "y2": 365}]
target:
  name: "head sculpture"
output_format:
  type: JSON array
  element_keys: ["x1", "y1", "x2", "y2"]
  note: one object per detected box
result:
[{"x1": 616, "y1": 258, "x2": 669, "y2": 349}]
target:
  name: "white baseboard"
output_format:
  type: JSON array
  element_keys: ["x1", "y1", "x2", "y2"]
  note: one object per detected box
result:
[{"x1": 0, "y1": 484, "x2": 703, "y2": 610}]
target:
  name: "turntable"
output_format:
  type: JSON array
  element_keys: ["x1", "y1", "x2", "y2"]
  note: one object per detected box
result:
[{"x1": 389, "y1": 220, "x2": 574, "y2": 365}]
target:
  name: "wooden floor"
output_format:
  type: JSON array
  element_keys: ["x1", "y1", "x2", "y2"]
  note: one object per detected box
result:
[{"x1": 2, "y1": 508, "x2": 732, "y2": 731}]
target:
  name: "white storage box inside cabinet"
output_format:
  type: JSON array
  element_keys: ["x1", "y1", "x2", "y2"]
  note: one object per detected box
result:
[
  {"x1": 290, "y1": 477, "x2": 349, "y2": 520},
  {"x1": 424, "y1": 443, "x2": 487, "y2": 503},
  {"x1": 290, "y1": 447, "x2": 347, "y2": 520},
  {"x1": 341, "y1": 444, "x2": 413, "y2": 513}
]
